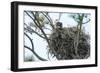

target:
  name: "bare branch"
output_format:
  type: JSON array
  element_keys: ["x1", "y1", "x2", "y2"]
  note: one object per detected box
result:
[
  {"x1": 24, "y1": 45, "x2": 47, "y2": 61},
  {"x1": 44, "y1": 27, "x2": 52, "y2": 31},
  {"x1": 24, "y1": 32, "x2": 34, "y2": 51},
  {"x1": 41, "y1": 12, "x2": 55, "y2": 29},
  {"x1": 24, "y1": 23, "x2": 49, "y2": 40},
  {"x1": 29, "y1": 12, "x2": 51, "y2": 47},
  {"x1": 82, "y1": 19, "x2": 90, "y2": 24},
  {"x1": 24, "y1": 32, "x2": 47, "y2": 61},
  {"x1": 58, "y1": 13, "x2": 62, "y2": 21}
]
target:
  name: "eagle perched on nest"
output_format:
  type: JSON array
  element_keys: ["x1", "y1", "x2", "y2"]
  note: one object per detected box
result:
[{"x1": 48, "y1": 22, "x2": 90, "y2": 60}]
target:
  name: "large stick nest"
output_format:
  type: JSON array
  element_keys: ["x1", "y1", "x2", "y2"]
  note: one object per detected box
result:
[{"x1": 48, "y1": 27, "x2": 90, "y2": 60}]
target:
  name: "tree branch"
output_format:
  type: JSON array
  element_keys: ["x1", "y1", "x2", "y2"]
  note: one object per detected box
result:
[
  {"x1": 28, "y1": 11, "x2": 51, "y2": 48},
  {"x1": 24, "y1": 23, "x2": 49, "y2": 40},
  {"x1": 24, "y1": 32, "x2": 34, "y2": 51},
  {"x1": 24, "y1": 45, "x2": 47, "y2": 61},
  {"x1": 41, "y1": 12, "x2": 55, "y2": 29},
  {"x1": 24, "y1": 32, "x2": 47, "y2": 61},
  {"x1": 82, "y1": 19, "x2": 90, "y2": 24},
  {"x1": 44, "y1": 27, "x2": 52, "y2": 31},
  {"x1": 34, "y1": 14, "x2": 51, "y2": 46},
  {"x1": 58, "y1": 13, "x2": 62, "y2": 21}
]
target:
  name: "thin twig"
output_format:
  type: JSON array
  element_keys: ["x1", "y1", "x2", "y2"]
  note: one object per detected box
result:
[
  {"x1": 29, "y1": 12, "x2": 51, "y2": 49},
  {"x1": 82, "y1": 19, "x2": 90, "y2": 24},
  {"x1": 24, "y1": 33, "x2": 34, "y2": 51},
  {"x1": 24, "y1": 32, "x2": 47, "y2": 61},
  {"x1": 24, "y1": 23, "x2": 49, "y2": 40},
  {"x1": 41, "y1": 12, "x2": 55, "y2": 29},
  {"x1": 24, "y1": 45, "x2": 47, "y2": 61}
]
